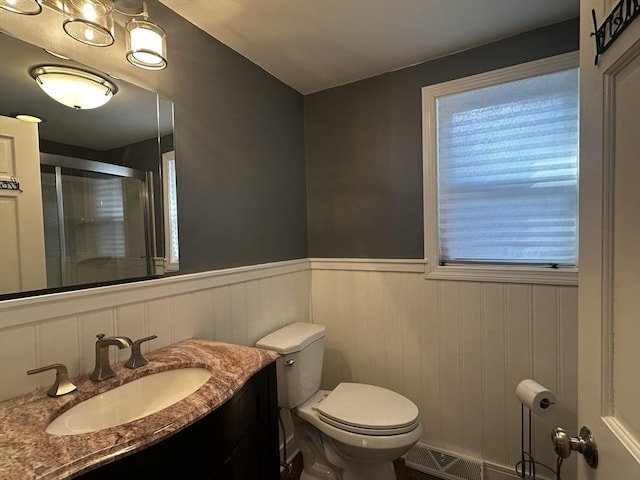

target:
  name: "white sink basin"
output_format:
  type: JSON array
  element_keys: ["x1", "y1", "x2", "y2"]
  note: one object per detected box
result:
[{"x1": 46, "y1": 368, "x2": 212, "y2": 436}]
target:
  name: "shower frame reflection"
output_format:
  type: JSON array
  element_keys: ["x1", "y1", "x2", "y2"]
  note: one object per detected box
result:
[{"x1": 40, "y1": 153, "x2": 155, "y2": 290}]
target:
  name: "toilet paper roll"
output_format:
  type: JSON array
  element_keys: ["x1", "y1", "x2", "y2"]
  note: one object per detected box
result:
[{"x1": 516, "y1": 379, "x2": 556, "y2": 416}]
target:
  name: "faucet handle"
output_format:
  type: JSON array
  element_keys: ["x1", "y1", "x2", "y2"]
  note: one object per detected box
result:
[
  {"x1": 125, "y1": 335, "x2": 157, "y2": 369},
  {"x1": 27, "y1": 363, "x2": 77, "y2": 397}
]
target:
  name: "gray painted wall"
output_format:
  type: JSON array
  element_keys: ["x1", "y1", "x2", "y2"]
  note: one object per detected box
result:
[
  {"x1": 304, "y1": 18, "x2": 579, "y2": 259},
  {"x1": 1, "y1": 6, "x2": 578, "y2": 279},
  {"x1": 2, "y1": 1, "x2": 309, "y2": 277},
  {"x1": 156, "y1": 5, "x2": 308, "y2": 273}
]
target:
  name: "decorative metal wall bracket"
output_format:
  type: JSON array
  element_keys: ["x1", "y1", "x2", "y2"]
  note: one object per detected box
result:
[
  {"x1": 592, "y1": 0, "x2": 640, "y2": 65},
  {"x1": 0, "y1": 176, "x2": 22, "y2": 192}
]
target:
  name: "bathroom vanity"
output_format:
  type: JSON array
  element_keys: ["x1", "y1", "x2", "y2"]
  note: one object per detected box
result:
[{"x1": 0, "y1": 339, "x2": 280, "y2": 479}]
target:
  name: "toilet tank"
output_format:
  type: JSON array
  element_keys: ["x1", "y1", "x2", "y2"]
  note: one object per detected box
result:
[{"x1": 256, "y1": 322, "x2": 326, "y2": 409}]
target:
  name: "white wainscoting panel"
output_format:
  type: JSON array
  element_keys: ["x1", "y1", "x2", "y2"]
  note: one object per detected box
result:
[
  {"x1": 0, "y1": 256, "x2": 577, "y2": 479},
  {"x1": 310, "y1": 260, "x2": 578, "y2": 478},
  {"x1": 0, "y1": 260, "x2": 310, "y2": 402}
]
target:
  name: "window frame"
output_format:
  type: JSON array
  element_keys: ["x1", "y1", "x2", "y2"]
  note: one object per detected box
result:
[{"x1": 422, "y1": 52, "x2": 579, "y2": 286}]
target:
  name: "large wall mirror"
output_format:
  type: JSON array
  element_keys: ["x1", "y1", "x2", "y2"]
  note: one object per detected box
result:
[{"x1": 0, "y1": 32, "x2": 177, "y2": 299}]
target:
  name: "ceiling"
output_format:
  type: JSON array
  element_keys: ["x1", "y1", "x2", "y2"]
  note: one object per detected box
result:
[{"x1": 160, "y1": 0, "x2": 580, "y2": 94}]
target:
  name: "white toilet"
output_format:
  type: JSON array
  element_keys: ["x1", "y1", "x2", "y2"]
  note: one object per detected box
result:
[{"x1": 256, "y1": 322, "x2": 423, "y2": 480}]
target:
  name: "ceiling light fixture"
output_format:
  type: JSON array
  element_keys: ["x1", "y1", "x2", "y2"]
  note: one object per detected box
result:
[
  {"x1": 30, "y1": 65, "x2": 118, "y2": 110},
  {"x1": 14, "y1": 114, "x2": 45, "y2": 123},
  {"x1": 1, "y1": 1, "x2": 167, "y2": 70},
  {"x1": 43, "y1": 48, "x2": 72, "y2": 60},
  {"x1": 125, "y1": 1, "x2": 167, "y2": 70},
  {"x1": 62, "y1": 0, "x2": 115, "y2": 47},
  {"x1": 0, "y1": 0, "x2": 42, "y2": 15}
]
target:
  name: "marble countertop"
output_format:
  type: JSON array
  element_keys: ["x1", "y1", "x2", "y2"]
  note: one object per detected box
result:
[{"x1": 0, "y1": 338, "x2": 279, "y2": 480}]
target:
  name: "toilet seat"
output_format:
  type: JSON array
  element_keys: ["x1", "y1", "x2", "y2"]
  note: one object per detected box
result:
[
  {"x1": 314, "y1": 383, "x2": 420, "y2": 436},
  {"x1": 296, "y1": 390, "x2": 423, "y2": 451}
]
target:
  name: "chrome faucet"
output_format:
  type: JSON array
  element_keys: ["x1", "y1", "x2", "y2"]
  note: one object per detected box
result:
[{"x1": 90, "y1": 334, "x2": 132, "y2": 381}]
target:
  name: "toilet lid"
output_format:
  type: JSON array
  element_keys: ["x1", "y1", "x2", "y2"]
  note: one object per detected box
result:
[{"x1": 316, "y1": 383, "x2": 419, "y2": 435}]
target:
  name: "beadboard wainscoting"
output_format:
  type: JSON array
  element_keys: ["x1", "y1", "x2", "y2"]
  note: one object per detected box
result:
[
  {"x1": 309, "y1": 258, "x2": 578, "y2": 480},
  {"x1": 1, "y1": 257, "x2": 578, "y2": 479},
  {"x1": 0, "y1": 259, "x2": 310, "y2": 403}
]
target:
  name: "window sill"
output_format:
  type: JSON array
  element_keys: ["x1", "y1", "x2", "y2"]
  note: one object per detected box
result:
[{"x1": 425, "y1": 262, "x2": 578, "y2": 286}]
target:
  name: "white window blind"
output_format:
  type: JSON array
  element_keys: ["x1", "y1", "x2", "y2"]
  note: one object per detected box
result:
[
  {"x1": 92, "y1": 176, "x2": 126, "y2": 258},
  {"x1": 436, "y1": 68, "x2": 579, "y2": 266}
]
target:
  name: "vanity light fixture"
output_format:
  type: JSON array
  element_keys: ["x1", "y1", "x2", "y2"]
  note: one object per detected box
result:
[
  {"x1": 125, "y1": 1, "x2": 167, "y2": 70},
  {"x1": 0, "y1": 0, "x2": 42, "y2": 15},
  {"x1": 30, "y1": 65, "x2": 118, "y2": 110},
  {"x1": 1, "y1": 0, "x2": 167, "y2": 70},
  {"x1": 62, "y1": 0, "x2": 115, "y2": 47}
]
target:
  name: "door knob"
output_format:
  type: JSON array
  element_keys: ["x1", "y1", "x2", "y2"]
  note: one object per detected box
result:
[{"x1": 551, "y1": 426, "x2": 598, "y2": 468}]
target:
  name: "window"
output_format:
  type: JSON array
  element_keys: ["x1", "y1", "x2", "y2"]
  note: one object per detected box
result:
[
  {"x1": 92, "y1": 176, "x2": 126, "y2": 258},
  {"x1": 422, "y1": 53, "x2": 578, "y2": 285},
  {"x1": 162, "y1": 150, "x2": 179, "y2": 272}
]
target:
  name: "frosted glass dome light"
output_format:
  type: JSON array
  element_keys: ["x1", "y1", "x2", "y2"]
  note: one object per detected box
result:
[{"x1": 30, "y1": 65, "x2": 118, "y2": 110}]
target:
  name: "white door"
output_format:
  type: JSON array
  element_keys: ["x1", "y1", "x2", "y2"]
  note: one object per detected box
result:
[
  {"x1": 0, "y1": 115, "x2": 46, "y2": 294},
  {"x1": 579, "y1": 1, "x2": 640, "y2": 479}
]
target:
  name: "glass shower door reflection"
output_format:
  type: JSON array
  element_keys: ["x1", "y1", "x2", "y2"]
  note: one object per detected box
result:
[
  {"x1": 41, "y1": 156, "x2": 152, "y2": 289},
  {"x1": 60, "y1": 169, "x2": 148, "y2": 286}
]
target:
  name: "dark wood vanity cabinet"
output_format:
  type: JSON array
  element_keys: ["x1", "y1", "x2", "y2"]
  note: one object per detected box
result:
[{"x1": 77, "y1": 363, "x2": 279, "y2": 480}]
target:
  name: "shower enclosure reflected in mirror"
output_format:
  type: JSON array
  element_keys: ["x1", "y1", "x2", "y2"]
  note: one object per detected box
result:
[
  {"x1": 40, "y1": 154, "x2": 152, "y2": 289},
  {"x1": 0, "y1": 32, "x2": 177, "y2": 298}
]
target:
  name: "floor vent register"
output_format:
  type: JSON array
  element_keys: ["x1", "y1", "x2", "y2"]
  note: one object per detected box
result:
[{"x1": 405, "y1": 444, "x2": 483, "y2": 480}]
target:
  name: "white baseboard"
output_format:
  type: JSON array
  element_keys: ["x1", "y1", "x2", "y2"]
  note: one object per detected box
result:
[
  {"x1": 483, "y1": 462, "x2": 521, "y2": 480},
  {"x1": 483, "y1": 461, "x2": 552, "y2": 480}
]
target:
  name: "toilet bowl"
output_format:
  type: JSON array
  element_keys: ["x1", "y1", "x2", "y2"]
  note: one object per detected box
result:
[
  {"x1": 256, "y1": 322, "x2": 422, "y2": 480},
  {"x1": 296, "y1": 388, "x2": 423, "y2": 480}
]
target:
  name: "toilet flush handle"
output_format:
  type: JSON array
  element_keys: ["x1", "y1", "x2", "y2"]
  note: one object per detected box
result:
[{"x1": 282, "y1": 359, "x2": 295, "y2": 367}]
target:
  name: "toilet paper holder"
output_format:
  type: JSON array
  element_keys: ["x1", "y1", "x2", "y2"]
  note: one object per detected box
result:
[{"x1": 551, "y1": 425, "x2": 598, "y2": 468}]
